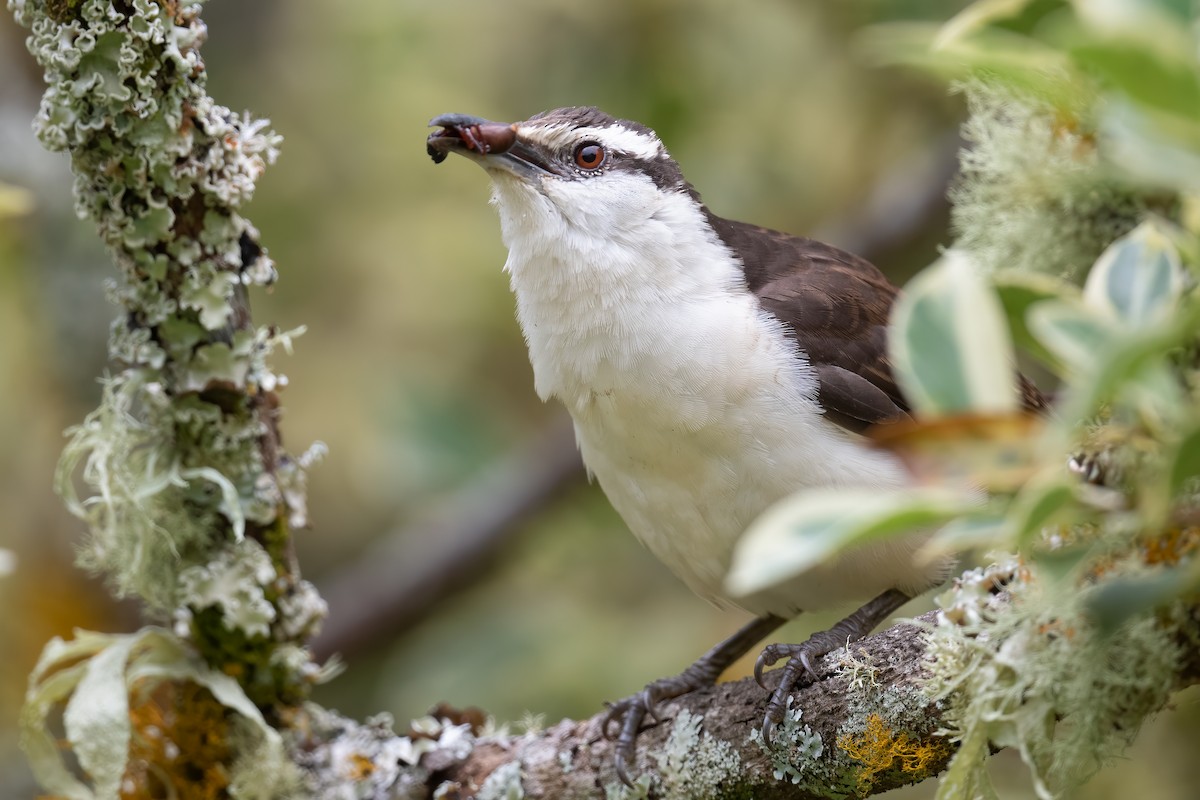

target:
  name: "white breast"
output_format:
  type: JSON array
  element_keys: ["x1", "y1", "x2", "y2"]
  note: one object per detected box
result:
[{"x1": 492, "y1": 174, "x2": 947, "y2": 617}]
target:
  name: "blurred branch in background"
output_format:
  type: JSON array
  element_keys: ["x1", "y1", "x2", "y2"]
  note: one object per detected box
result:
[{"x1": 312, "y1": 413, "x2": 584, "y2": 662}]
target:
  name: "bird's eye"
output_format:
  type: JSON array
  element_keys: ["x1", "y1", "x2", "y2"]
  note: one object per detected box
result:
[{"x1": 573, "y1": 142, "x2": 605, "y2": 170}]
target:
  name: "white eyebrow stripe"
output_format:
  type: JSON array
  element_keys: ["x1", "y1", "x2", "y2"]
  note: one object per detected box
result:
[
  {"x1": 517, "y1": 122, "x2": 664, "y2": 160},
  {"x1": 576, "y1": 124, "x2": 663, "y2": 159}
]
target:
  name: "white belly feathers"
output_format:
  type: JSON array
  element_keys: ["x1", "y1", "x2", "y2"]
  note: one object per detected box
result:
[{"x1": 494, "y1": 176, "x2": 944, "y2": 617}]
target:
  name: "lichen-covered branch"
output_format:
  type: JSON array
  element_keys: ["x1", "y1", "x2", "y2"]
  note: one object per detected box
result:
[
  {"x1": 290, "y1": 611, "x2": 951, "y2": 800},
  {"x1": 294, "y1": 559, "x2": 1197, "y2": 800},
  {"x1": 13, "y1": 0, "x2": 325, "y2": 695},
  {"x1": 13, "y1": 1, "x2": 325, "y2": 796}
]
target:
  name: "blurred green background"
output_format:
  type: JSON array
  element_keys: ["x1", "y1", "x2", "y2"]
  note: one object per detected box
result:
[{"x1": 0, "y1": 0, "x2": 1195, "y2": 797}]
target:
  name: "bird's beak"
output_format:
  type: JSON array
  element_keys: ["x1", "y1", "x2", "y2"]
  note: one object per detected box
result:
[{"x1": 426, "y1": 113, "x2": 558, "y2": 178}]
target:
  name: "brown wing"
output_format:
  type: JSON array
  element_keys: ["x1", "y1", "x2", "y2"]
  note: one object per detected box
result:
[{"x1": 705, "y1": 213, "x2": 1046, "y2": 432}]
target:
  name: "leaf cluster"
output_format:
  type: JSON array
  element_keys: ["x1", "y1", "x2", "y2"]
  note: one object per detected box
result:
[{"x1": 731, "y1": 2, "x2": 1200, "y2": 796}]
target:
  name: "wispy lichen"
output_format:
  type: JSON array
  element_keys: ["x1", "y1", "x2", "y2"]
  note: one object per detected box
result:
[
  {"x1": 924, "y1": 555, "x2": 1185, "y2": 798},
  {"x1": 951, "y1": 79, "x2": 1156, "y2": 282}
]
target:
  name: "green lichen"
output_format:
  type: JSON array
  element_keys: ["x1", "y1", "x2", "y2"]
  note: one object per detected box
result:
[{"x1": 951, "y1": 79, "x2": 1157, "y2": 282}]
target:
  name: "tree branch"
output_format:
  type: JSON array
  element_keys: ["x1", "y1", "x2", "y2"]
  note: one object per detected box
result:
[
  {"x1": 297, "y1": 584, "x2": 1200, "y2": 799},
  {"x1": 454, "y1": 611, "x2": 951, "y2": 800}
]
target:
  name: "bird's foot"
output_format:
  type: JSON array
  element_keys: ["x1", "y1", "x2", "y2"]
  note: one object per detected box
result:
[
  {"x1": 753, "y1": 628, "x2": 851, "y2": 745},
  {"x1": 602, "y1": 614, "x2": 784, "y2": 786},
  {"x1": 753, "y1": 589, "x2": 912, "y2": 745},
  {"x1": 602, "y1": 666, "x2": 714, "y2": 787}
]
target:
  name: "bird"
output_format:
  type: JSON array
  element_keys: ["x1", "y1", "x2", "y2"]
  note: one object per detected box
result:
[{"x1": 425, "y1": 106, "x2": 1044, "y2": 784}]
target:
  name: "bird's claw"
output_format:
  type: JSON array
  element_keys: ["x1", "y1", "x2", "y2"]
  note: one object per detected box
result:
[
  {"x1": 755, "y1": 643, "x2": 825, "y2": 747},
  {"x1": 603, "y1": 690, "x2": 657, "y2": 787},
  {"x1": 603, "y1": 674, "x2": 707, "y2": 786},
  {"x1": 761, "y1": 715, "x2": 778, "y2": 748},
  {"x1": 754, "y1": 644, "x2": 785, "y2": 690}
]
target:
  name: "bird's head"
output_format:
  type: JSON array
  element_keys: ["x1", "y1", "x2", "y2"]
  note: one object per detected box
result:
[{"x1": 426, "y1": 107, "x2": 699, "y2": 240}]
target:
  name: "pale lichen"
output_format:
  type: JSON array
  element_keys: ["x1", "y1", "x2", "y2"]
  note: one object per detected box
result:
[
  {"x1": 749, "y1": 697, "x2": 837, "y2": 794},
  {"x1": 11, "y1": 0, "x2": 323, "y2": 699},
  {"x1": 654, "y1": 710, "x2": 741, "y2": 799},
  {"x1": 924, "y1": 554, "x2": 1186, "y2": 798},
  {"x1": 176, "y1": 538, "x2": 279, "y2": 639},
  {"x1": 951, "y1": 79, "x2": 1156, "y2": 282},
  {"x1": 291, "y1": 708, "x2": 437, "y2": 800},
  {"x1": 477, "y1": 760, "x2": 526, "y2": 800},
  {"x1": 12, "y1": 0, "x2": 326, "y2": 794}
]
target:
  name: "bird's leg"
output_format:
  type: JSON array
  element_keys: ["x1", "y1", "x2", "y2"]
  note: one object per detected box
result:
[
  {"x1": 604, "y1": 614, "x2": 784, "y2": 786},
  {"x1": 754, "y1": 589, "x2": 911, "y2": 744}
]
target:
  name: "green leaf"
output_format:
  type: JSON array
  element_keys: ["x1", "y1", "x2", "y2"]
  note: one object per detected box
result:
[
  {"x1": 1010, "y1": 472, "x2": 1077, "y2": 548},
  {"x1": 890, "y1": 251, "x2": 1021, "y2": 416},
  {"x1": 726, "y1": 487, "x2": 979, "y2": 597},
  {"x1": 934, "y1": 0, "x2": 1039, "y2": 49},
  {"x1": 1071, "y1": 41, "x2": 1200, "y2": 119},
  {"x1": 1166, "y1": 422, "x2": 1200, "y2": 499},
  {"x1": 993, "y1": 269, "x2": 1078, "y2": 369},
  {"x1": 1101, "y1": 100, "x2": 1200, "y2": 192},
  {"x1": 858, "y1": 23, "x2": 1078, "y2": 108},
  {"x1": 1083, "y1": 221, "x2": 1185, "y2": 327},
  {"x1": 1069, "y1": 0, "x2": 1199, "y2": 90},
  {"x1": 1085, "y1": 565, "x2": 1197, "y2": 634},
  {"x1": 1032, "y1": 542, "x2": 1097, "y2": 584},
  {"x1": 916, "y1": 511, "x2": 1010, "y2": 561},
  {"x1": 1039, "y1": 296, "x2": 1200, "y2": 422},
  {"x1": 1026, "y1": 298, "x2": 1115, "y2": 374}
]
